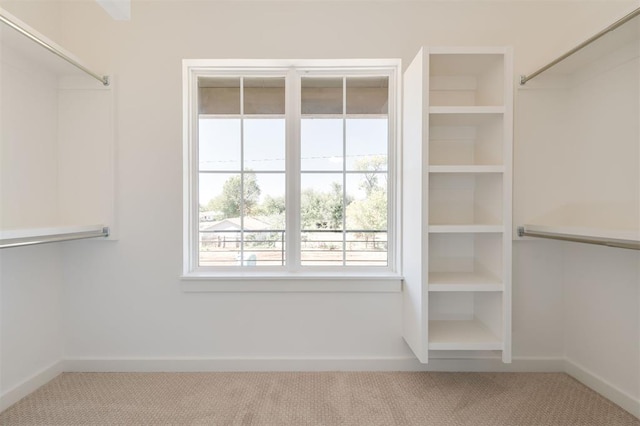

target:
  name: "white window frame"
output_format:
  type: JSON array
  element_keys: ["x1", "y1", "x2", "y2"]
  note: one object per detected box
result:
[{"x1": 182, "y1": 59, "x2": 402, "y2": 290}]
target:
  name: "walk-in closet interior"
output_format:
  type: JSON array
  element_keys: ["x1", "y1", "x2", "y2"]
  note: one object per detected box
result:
[{"x1": 0, "y1": 0, "x2": 638, "y2": 420}]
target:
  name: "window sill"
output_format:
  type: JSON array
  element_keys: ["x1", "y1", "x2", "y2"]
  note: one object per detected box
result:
[{"x1": 180, "y1": 273, "x2": 403, "y2": 293}]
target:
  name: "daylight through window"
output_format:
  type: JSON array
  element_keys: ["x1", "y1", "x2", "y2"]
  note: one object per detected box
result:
[{"x1": 185, "y1": 61, "x2": 398, "y2": 274}]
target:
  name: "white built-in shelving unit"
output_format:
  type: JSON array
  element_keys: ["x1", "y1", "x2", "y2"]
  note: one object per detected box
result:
[
  {"x1": 402, "y1": 47, "x2": 513, "y2": 363},
  {"x1": 0, "y1": 9, "x2": 115, "y2": 247}
]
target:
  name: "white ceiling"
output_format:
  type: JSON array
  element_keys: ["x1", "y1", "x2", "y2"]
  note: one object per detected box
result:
[{"x1": 96, "y1": 0, "x2": 130, "y2": 21}]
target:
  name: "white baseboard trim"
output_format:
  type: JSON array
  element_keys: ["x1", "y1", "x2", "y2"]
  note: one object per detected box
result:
[
  {"x1": 63, "y1": 356, "x2": 564, "y2": 373},
  {"x1": 0, "y1": 361, "x2": 63, "y2": 412},
  {"x1": 564, "y1": 358, "x2": 640, "y2": 419}
]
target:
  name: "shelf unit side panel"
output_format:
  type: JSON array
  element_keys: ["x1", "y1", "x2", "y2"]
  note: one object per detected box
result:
[
  {"x1": 401, "y1": 48, "x2": 429, "y2": 362},
  {"x1": 501, "y1": 47, "x2": 514, "y2": 363}
]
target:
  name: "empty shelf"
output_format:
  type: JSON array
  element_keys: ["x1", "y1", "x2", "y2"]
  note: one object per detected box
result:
[
  {"x1": 429, "y1": 106, "x2": 505, "y2": 115},
  {"x1": 429, "y1": 271, "x2": 503, "y2": 292},
  {"x1": 429, "y1": 165, "x2": 504, "y2": 173},
  {"x1": 429, "y1": 225, "x2": 503, "y2": 233},
  {"x1": 429, "y1": 319, "x2": 502, "y2": 350}
]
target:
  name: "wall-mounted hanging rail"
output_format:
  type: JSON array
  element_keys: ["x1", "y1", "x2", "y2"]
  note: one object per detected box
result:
[
  {"x1": 0, "y1": 226, "x2": 110, "y2": 249},
  {"x1": 0, "y1": 11, "x2": 110, "y2": 86},
  {"x1": 518, "y1": 225, "x2": 640, "y2": 250},
  {"x1": 520, "y1": 6, "x2": 640, "y2": 85}
]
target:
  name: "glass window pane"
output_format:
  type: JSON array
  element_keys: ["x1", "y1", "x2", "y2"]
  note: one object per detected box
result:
[
  {"x1": 346, "y1": 77, "x2": 388, "y2": 114},
  {"x1": 198, "y1": 77, "x2": 240, "y2": 115},
  {"x1": 345, "y1": 231, "x2": 387, "y2": 266},
  {"x1": 244, "y1": 119, "x2": 285, "y2": 171},
  {"x1": 301, "y1": 173, "x2": 344, "y2": 231},
  {"x1": 248, "y1": 173, "x2": 285, "y2": 228},
  {"x1": 301, "y1": 119, "x2": 343, "y2": 171},
  {"x1": 346, "y1": 118, "x2": 388, "y2": 171},
  {"x1": 242, "y1": 173, "x2": 285, "y2": 266},
  {"x1": 242, "y1": 230, "x2": 285, "y2": 266},
  {"x1": 199, "y1": 173, "x2": 238, "y2": 217},
  {"x1": 200, "y1": 230, "x2": 242, "y2": 266},
  {"x1": 244, "y1": 78, "x2": 285, "y2": 115},
  {"x1": 199, "y1": 173, "x2": 286, "y2": 267},
  {"x1": 199, "y1": 118, "x2": 241, "y2": 171},
  {"x1": 199, "y1": 173, "x2": 240, "y2": 266},
  {"x1": 301, "y1": 231, "x2": 344, "y2": 266},
  {"x1": 345, "y1": 173, "x2": 388, "y2": 266},
  {"x1": 345, "y1": 170, "x2": 388, "y2": 205},
  {"x1": 301, "y1": 77, "x2": 343, "y2": 115},
  {"x1": 345, "y1": 173, "x2": 388, "y2": 231}
]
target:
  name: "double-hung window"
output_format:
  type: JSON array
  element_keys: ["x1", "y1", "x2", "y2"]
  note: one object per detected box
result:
[{"x1": 183, "y1": 60, "x2": 399, "y2": 278}]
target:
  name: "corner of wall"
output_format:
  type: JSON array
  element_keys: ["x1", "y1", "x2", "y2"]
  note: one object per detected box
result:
[{"x1": 0, "y1": 360, "x2": 63, "y2": 412}]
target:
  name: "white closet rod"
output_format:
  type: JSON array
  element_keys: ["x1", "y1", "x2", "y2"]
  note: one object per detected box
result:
[
  {"x1": 517, "y1": 226, "x2": 640, "y2": 250},
  {"x1": 520, "y1": 6, "x2": 640, "y2": 85},
  {"x1": 0, "y1": 12, "x2": 110, "y2": 86},
  {"x1": 0, "y1": 227, "x2": 110, "y2": 249}
]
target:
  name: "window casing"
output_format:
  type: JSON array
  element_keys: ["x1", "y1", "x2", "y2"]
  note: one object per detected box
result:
[{"x1": 183, "y1": 60, "x2": 400, "y2": 278}]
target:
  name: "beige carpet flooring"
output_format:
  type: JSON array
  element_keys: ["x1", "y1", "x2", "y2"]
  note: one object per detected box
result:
[{"x1": 0, "y1": 372, "x2": 638, "y2": 425}]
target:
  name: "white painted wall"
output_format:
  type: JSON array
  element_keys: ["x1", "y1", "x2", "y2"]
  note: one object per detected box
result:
[
  {"x1": 516, "y1": 21, "x2": 639, "y2": 414},
  {"x1": 512, "y1": 240, "x2": 565, "y2": 358},
  {"x1": 0, "y1": 6, "x2": 113, "y2": 409},
  {"x1": 0, "y1": 0, "x2": 60, "y2": 42},
  {"x1": 0, "y1": 0, "x2": 637, "y2": 410},
  {"x1": 0, "y1": 27, "x2": 64, "y2": 407},
  {"x1": 0, "y1": 246, "x2": 64, "y2": 410},
  {"x1": 562, "y1": 243, "x2": 640, "y2": 412},
  {"x1": 516, "y1": 41, "x2": 639, "y2": 230},
  {"x1": 48, "y1": 0, "x2": 633, "y2": 365},
  {"x1": 1, "y1": 27, "x2": 60, "y2": 230},
  {"x1": 565, "y1": 37, "x2": 638, "y2": 413}
]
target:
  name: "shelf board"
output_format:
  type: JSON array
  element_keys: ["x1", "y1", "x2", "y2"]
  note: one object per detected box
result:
[
  {"x1": 429, "y1": 165, "x2": 504, "y2": 173},
  {"x1": 429, "y1": 271, "x2": 503, "y2": 292},
  {"x1": 428, "y1": 225, "x2": 503, "y2": 233},
  {"x1": 429, "y1": 106, "x2": 505, "y2": 115},
  {"x1": 429, "y1": 319, "x2": 502, "y2": 350}
]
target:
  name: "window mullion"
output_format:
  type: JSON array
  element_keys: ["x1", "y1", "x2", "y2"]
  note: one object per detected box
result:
[
  {"x1": 286, "y1": 69, "x2": 301, "y2": 271},
  {"x1": 342, "y1": 76, "x2": 347, "y2": 267},
  {"x1": 240, "y1": 77, "x2": 245, "y2": 266},
  {"x1": 190, "y1": 70, "x2": 200, "y2": 272}
]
